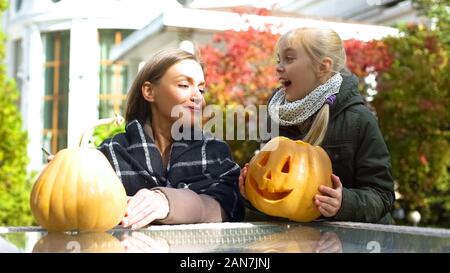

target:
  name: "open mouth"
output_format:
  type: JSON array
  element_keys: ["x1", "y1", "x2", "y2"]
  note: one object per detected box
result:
[
  {"x1": 280, "y1": 79, "x2": 292, "y2": 88},
  {"x1": 248, "y1": 176, "x2": 292, "y2": 200}
]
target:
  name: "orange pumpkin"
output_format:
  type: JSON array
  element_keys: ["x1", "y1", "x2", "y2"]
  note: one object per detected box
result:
[
  {"x1": 30, "y1": 115, "x2": 127, "y2": 232},
  {"x1": 248, "y1": 226, "x2": 322, "y2": 253},
  {"x1": 245, "y1": 136, "x2": 333, "y2": 222},
  {"x1": 32, "y1": 233, "x2": 125, "y2": 253}
]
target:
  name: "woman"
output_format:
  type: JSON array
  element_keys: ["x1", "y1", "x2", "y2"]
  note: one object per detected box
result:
[{"x1": 98, "y1": 48, "x2": 244, "y2": 228}]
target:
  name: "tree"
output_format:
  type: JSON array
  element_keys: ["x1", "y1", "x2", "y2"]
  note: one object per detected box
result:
[
  {"x1": 199, "y1": 8, "x2": 280, "y2": 165},
  {"x1": 0, "y1": 0, "x2": 33, "y2": 226},
  {"x1": 412, "y1": 0, "x2": 450, "y2": 47},
  {"x1": 373, "y1": 24, "x2": 450, "y2": 227}
]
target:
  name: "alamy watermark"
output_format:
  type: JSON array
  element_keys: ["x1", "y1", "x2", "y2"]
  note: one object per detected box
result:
[{"x1": 170, "y1": 104, "x2": 280, "y2": 145}]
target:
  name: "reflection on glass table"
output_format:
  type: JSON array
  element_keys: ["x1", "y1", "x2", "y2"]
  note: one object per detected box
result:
[{"x1": 0, "y1": 222, "x2": 449, "y2": 253}]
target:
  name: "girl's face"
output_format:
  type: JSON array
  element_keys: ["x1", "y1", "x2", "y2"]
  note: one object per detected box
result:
[
  {"x1": 142, "y1": 59, "x2": 206, "y2": 126},
  {"x1": 276, "y1": 38, "x2": 320, "y2": 102}
]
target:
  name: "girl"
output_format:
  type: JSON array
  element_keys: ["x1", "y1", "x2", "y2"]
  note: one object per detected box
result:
[
  {"x1": 99, "y1": 48, "x2": 244, "y2": 228},
  {"x1": 239, "y1": 27, "x2": 395, "y2": 224}
]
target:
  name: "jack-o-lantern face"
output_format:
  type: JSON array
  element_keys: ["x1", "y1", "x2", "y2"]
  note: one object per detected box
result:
[{"x1": 245, "y1": 137, "x2": 332, "y2": 222}]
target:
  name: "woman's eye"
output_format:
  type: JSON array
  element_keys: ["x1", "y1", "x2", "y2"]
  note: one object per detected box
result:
[
  {"x1": 199, "y1": 89, "x2": 206, "y2": 94},
  {"x1": 178, "y1": 84, "x2": 189, "y2": 88}
]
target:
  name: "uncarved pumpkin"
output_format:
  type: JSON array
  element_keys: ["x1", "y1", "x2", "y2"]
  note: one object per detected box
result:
[
  {"x1": 30, "y1": 115, "x2": 127, "y2": 232},
  {"x1": 245, "y1": 136, "x2": 333, "y2": 222},
  {"x1": 32, "y1": 232, "x2": 125, "y2": 253}
]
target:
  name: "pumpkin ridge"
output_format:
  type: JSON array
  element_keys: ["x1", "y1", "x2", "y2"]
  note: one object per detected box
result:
[
  {"x1": 73, "y1": 158, "x2": 80, "y2": 230},
  {"x1": 64, "y1": 151, "x2": 79, "y2": 230},
  {"x1": 53, "y1": 150, "x2": 72, "y2": 230},
  {"x1": 45, "y1": 153, "x2": 65, "y2": 229},
  {"x1": 90, "y1": 162, "x2": 101, "y2": 231},
  {"x1": 61, "y1": 152, "x2": 75, "y2": 230},
  {"x1": 292, "y1": 144, "x2": 310, "y2": 220}
]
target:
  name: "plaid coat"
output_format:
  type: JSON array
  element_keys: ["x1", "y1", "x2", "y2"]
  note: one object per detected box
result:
[{"x1": 98, "y1": 119, "x2": 244, "y2": 222}]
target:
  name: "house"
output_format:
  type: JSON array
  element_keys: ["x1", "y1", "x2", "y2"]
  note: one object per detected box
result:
[{"x1": 3, "y1": 0, "x2": 416, "y2": 171}]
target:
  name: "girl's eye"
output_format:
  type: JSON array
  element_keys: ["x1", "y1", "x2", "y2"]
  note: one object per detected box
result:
[
  {"x1": 178, "y1": 84, "x2": 189, "y2": 88},
  {"x1": 199, "y1": 89, "x2": 206, "y2": 94},
  {"x1": 285, "y1": 56, "x2": 295, "y2": 63}
]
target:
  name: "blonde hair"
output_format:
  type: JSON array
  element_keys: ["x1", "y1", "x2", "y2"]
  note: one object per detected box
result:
[
  {"x1": 125, "y1": 48, "x2": 202, "y2": 123},
  {"x1": 277, "y1": 27, "x2": 348, "y2": 146}
]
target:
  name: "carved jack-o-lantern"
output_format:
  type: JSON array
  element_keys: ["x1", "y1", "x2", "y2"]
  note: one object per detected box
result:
[{"x1": 245, "y1": 137, "x2": 333, "y2": 222}]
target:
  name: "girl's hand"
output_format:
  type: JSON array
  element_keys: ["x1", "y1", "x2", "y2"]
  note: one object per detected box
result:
[
  {"x1": 238, "y1": 163, "x2": 249, "y2": 200},
  {"x1": 314, "y1": 174, "x2": 343, "y2": 217},
  {"x1": 314, "y1": 231, "x2": 342, "y2": 253},
  {"x1": 47, "y1": 155, "x2": 55, "y2": 162},
  {"x1": 122, "y1": 189, "x2": 169, "y2": 229}
]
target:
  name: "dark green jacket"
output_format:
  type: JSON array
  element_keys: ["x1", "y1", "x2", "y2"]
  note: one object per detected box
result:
[{"x1": 246, "y1": 73, "x2": 395, "y2": 224}]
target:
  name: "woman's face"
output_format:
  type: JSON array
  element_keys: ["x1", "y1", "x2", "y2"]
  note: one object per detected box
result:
[
  {"x1": 276, "y1": 38, "x2": 320, "y2": 102},
  {"x1": 143, "y1": 59, "x2": 206, "y2": 126}
]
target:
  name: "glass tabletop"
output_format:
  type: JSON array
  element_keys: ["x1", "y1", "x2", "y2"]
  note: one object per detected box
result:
[{"x1": 1, "y1": 221, "x2": 449, "y2": 253}]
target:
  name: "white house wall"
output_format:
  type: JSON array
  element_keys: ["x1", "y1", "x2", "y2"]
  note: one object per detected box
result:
[
  {"x1": 22, "y1": 24, "x2": 44, "y2": 172},
  {"x1": 4, "y1": 0, "x2": 184, "y2": 172},
  {"x1": 67, "y1": 18, "x2": 100, "y2": 149}
]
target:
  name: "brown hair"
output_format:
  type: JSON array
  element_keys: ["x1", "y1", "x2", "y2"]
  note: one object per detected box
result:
[
  {"x1": 125, "y1": 48, "x2": 202, "y2": 123},
  {"x1": 276, "y1": 27, "x2": 348, "y2": 146}
]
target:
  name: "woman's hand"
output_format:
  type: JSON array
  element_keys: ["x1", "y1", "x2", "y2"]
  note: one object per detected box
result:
[
  {"x1": 122, "y1": 189, "x2": 170, "y2": 229},
  {"x1": 120, "y1": 232, "x2": 169, "y2": 253},
  {"x1": 238, "y1": 163, "x2": 249, "y2": 200},
  {"x1": 314, "y1": 174, "x2": 343, "y2": 217}
]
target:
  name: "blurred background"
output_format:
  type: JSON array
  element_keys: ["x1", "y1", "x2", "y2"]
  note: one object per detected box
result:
[{"x1": 0, "y1": 0, "x2": 448, "y2": 229}]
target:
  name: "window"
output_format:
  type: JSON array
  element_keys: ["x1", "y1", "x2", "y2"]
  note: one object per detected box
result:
[
  {"x1": 42, "y1": 31, "x2": 70, "y2": 156},
  {"x1": 98, "y1": 29, "x2": 133, "y2": 119},
  {"x1": 13, "y1": 39, "x2": 23, "y2": 109},
  {"x1": 15, "y1": 0, "x2": 23, "y2": 12}
]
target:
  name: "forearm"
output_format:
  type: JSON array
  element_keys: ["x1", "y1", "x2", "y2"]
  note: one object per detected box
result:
[
  {"x1": 153, "y1": 187, "x2": 228, "y2": 224},
  {"x1": 333, "y1": 186, "x2": 393, "y2": 223}
]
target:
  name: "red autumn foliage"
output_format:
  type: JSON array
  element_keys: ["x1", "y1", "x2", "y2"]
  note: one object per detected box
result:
[
  {"x1": 200, "y1": 25, "x2": 280, "y2": 106},
  {"x1": 344, "y1": 39, "x2": 393, "y2": 78},
  {"x1": 199, "y1": 9, "x2": 393, "y2": 107}
]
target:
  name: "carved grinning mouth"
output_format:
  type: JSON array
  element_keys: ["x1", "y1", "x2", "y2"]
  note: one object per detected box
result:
[{"x1": 248, "y1": 176, "x2": 292, "y2": 200}]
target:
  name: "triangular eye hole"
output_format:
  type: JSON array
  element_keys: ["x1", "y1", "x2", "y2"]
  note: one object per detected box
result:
[
  {"x1": 281, "y1": 156, "x2": 291, "y2": 173},
  {"x1": 258, "y1": 152, "x2": 271, "y2": 167}
]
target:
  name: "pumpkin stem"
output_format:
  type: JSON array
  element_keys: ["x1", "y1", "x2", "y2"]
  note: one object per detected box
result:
[{"x1": 79, "y1": 113, "x2": 125, "y2": 148}]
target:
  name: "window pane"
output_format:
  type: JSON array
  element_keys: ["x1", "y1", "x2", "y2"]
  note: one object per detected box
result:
[
  {"x1": 57, "y1": 132, "x2": 67, "y2": 151},
  {"x1": 121, "y1": 65, "x2": 129, "y2": 94},
  {"x1": 99, "y1": 99, "x2": 114, "y2": 119},
  {"x1": 44, "y1": 67, "x2": 54, "y2": 96},
  {"x1": 13, "y1": 39, "x2": 23, "y2": 109},
  {"x1": 98, "y1": 29, "x2": 133, "y2": 119},
  {"x1": 44, "y1": 33, "x2": 55, "y2": 62},
  {"x1": 59, "y1": 64, "x2": 70, "y2": 94},
  {"x1": 16, "y1": 0, "x2": 23, "y2": 12},
  {"x1": 58, "y1": 96, "x2": 68, "y2": 130},
  {"x1": 42, "y1": 30, "x2": 70, "y2": 152},
  {"x1": 43, "y1": 100, "x2": 53, "y2": 130},
  {"x1": 60, "y1": 31, "x2": 71, "y2": 62}
]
